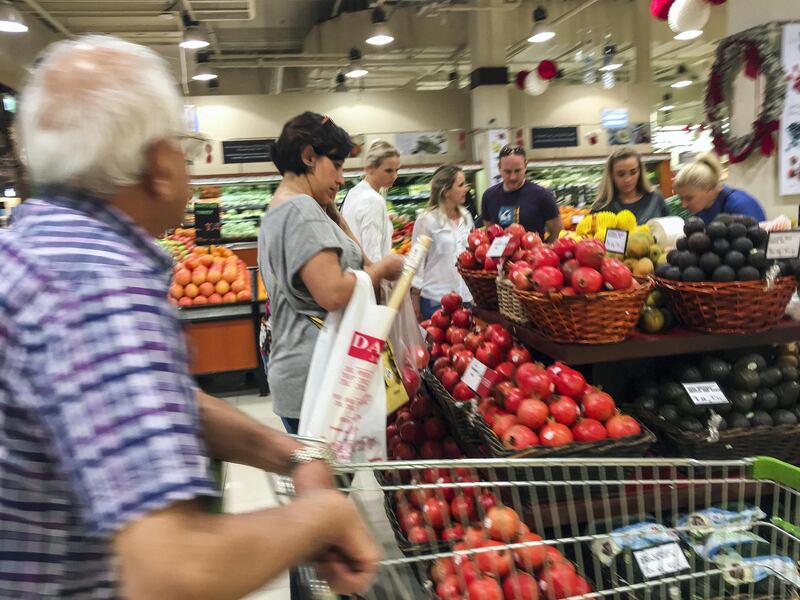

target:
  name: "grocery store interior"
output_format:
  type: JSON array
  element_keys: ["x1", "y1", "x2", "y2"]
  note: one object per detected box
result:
[{"x1": 7, "y1": 0, "x2": 800, "y2": 599}]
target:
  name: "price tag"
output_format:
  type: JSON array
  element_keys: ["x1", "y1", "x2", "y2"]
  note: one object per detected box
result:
[
  {"x1": 682, "y1": 382, "x2": 730, "y2": 406},
  {"x1": 194, "y1": 202, "x2": 221, "y2": 242},
  {"x1": 487, "y1": 235, "x2": 512, "y2": 258},
  {"x1": 419, "y1": 324, "x2": 429, "y2": 340},
  {"x1": 572, "y1": 214, "x2": 584, "y2": 225},
  {"x1": 604, "y1": 228, "x2": 628, "y2": 254},
  {"x1": 633, "y1": 543, "x2": 690, "y2": 579},
  {"x1": 461, "y1": 358, "x2": 501, "y2": 398},
  {"x1": 766, "y1": 230, "x2": 800, "y2": 260}
]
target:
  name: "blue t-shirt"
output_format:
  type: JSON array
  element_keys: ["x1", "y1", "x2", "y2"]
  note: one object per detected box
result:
[
  {"x1": 695, "y1": 186, "x2": 766, "y2": 225},
  {"x1": 480, "y1": 180, "x2": 559, "y2": 238}
]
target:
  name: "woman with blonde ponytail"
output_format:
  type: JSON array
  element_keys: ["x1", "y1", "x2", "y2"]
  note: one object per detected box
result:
[
  {"x1": 674, "y1": 153, "x2": 766, "y2": 224},
  {"x1": 342, "y1": 139, "x2": 401, "y2": 262}
]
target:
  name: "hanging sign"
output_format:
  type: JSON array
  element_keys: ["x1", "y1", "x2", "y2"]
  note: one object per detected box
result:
[
  {"x1": 530, "y1": 127, "x2": 579, "y2": 149},
  {"x1": 222, "y1": 138, "x2": 275, "y2": 164}
]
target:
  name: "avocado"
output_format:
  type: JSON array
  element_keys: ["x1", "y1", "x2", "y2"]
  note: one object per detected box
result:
[
  {"x1": 634, "y1": 379, "x2": 659, "y2": 397},
  {"x1": 661, "y1": 307, "x2": 675, "y2": 330},
  {"x1": 713, "y1": 400, "x2": 732, "y2": 415},
  {"x1": 676, "y1": 237, "x2": 689, "y2": 252},
  {"x1": 706, "y1": 220, "x2": 728, "y2": 240},
  {"x1": 729, "y1": 368, "x2": 760, "y2": 392},
  {"x1": 679, "y1": 416, "x2": 705, "y2": 433},
  {"x1": 755, "y1": 388, "x2": 779, "y2": 411},
  {"x1": 688, "y1": 232, "x2": 712, "y2": 254},
  {"x1": 716, "y1": 417, "x2": 729, "y2": 431},
  {"x1": 734, "y1": 215, "x2": 759, "y2": 228},
  {"x1": 664, "y1": 266, "x2": 683, "y2": 280},
  {"x1": 750, "y1": 410, "x2": 774, "y2": 427},
  {"x1": 658, "y1": 404, "x2": 681, "y2": 423},
  {"x1": 747, "y1": 226, "x2": 769, "y2": 248},
  {"x1": 673, "y1": 364, "x2": 703, "y2": 383},
  {"x1": 699, "y1": 252, "x2": 722, "y2": 275},
  {"x1": 684, "y1": 217, "x2": 706, "y2": 236},
  {"x1": 659, "y1": 381, "x2": 687, "y2": 403},
  {"x1": 780, "y1": 365, "x2": 799, "y2": 382},
  {"x1": 723, "y1": 250, "x2": 746, "y2": 270},
  {"x1": 787, "y1": 258, "x2": 800, "y2": 278},
  {"x1": 760, "y1": 367, "x2": 783, "y2": 388},
  {"x1": 778, "y1": 261, "x2": 791, "y2": 276},
  {"x1": 737, "y1": 265, "x2": 761, "y2": 281},
  {"x1": 712, "y1": 265, "x2": 736, "y2": 282},
  {"x1": 772, "y1": 409, "x2": 798, "y2": 426},
  {"x1": 775, "y1": 380, "x2": 800, "y2": 408},
  {"x1": 726, "y1": 412, "x2": 751, "y2": 429},
  {"x1": 667, "y1": 250, "x2": 680, "y2": 266},
  {"x1": 676, "y1": 251, "x2": 699, "y2": 270},
  {"x1": 731, "y1": 236, "x2": 754, "y2": 254},
  {"x1": 747, "y1": 249, "x2": 768, "y2": 270},
  {"x1": 712, "y1": 238, "x2": 731, "y2": 256},
  {"x1": 701, "y1": 356, "x2": 732, "y2": 381},
  {"x1": 793, "y1": 406, "x2": 800, "y2": 422},
  {"x1": 655, "y1": 264, "x2": 672, "y2": 278},
  {"x1": 728, "y1": 389, "x2": 755, "y2": 413},
  {"x1": 634, "y1": 396, "x2": 658, "y2": 413},
  {"x1": 677, "y1": 394, "x2": 706, "y2": 417},
  {"x1": 714, "y1": 214, "x2": 734, "y2": 225},
  {"x1": 734, "y1": 353, "x2": 767, "y2": 372},
  {"x1": 682, "y1": 266, "x2": 706, "y2": 282},
  {"x1": 727, "y1": 222, "x2": 748, "y2": 240}
]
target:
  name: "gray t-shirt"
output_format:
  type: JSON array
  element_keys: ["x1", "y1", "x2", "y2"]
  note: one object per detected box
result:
[{"x1": 259, "y1": 195, "x2": 363, "y2": 418}]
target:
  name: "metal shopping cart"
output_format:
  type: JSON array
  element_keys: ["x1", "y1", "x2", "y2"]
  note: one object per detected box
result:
[{"x1": 270, "y1": 456, "x2": 800, "y2": 600}]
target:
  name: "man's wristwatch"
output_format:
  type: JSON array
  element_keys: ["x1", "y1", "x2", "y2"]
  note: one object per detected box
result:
[{"x1": 288, "y1": 446, "x2": 336, "y2": 473}]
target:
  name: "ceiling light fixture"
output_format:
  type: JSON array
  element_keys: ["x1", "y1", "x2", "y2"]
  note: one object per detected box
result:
[
  {"x1": 660, "y1": 93, "x2": 675, "y2": 111},
  {"x1": 528, "y1": 6, "x2": 555, "y2": 44},
  {"x1": 674, "y1": 29, "x2": 702, "y2": 41},
  {"x1": 0, "y1": 1, "x2": 28, "y2": 33},
  {"x1": 334, "y1": 72, "x2": 347, "y2": 92},
  {"x1": 192, "y1": 52, "x2": 217, "y2": 81},
  {"x1": 671, "y1": 64, "x2": 693, "y2": 88},
  {"x1": 366, "y1": 6, "x2": 394, "y2": 46},
  {"x1": 180, "y1": 12, "x2": 209, "y2": 50},
  {"x1": 598, "y1": 40, "x2": 622, "y2": 72},
  {"x1": 345, "y1": 47, "x2": 368, "y2": 78}
]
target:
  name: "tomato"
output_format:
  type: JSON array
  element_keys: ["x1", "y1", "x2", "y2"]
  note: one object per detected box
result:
[
  {"x1": 476, "y1": 341, "x2": 503, "y2": 369},
  {"x1": 453, "y1": 382, "x2": 478, "y2": 402},
  {"x1": 572, "y1": 418, "x2": 608, "y2": 442},
  {"x1": 422, "y1": 497, "x2": 450, "y2": 529},
  {"x1": 575, "y1": 239, "x2": 606, "y2": 269},
  {"x1": 431, "y1": 309, "x2": 452, "y2": 330},
  {"x1": 533, "y1": 266, "x2": 564, "y2": 293},
  {"x1": 582, "y1": 390, "x2": 616, "y2": 422},
  {"x1": 515, "y1": 363, "x2": 554, "y2": 397},
  {"x1": 517, "y1": 398, "x2": 549, "y2": 430},
  {"x1": 468, "y1": 577, "x2": 503, "y2": 600},
  {"x1": 503, "y1": 572, "x2": 540, "y2": 600},
  {"x1": 572, "y1": 267, "x2": 603, "y2": 294},
  {"x1": 502, "y1": 424, "x2": 539, "y2": 450},
  {"x1": 513, "y1": 532, "x2": 547, "y2": 571},
  {"x1": 606, "y1": 414, "x2": 642, "y2": 438},
  {"x1": 548, "y1": 396, "x2": 580, "y2": 427},
  {"x1": 552, "y1": 237, "x2": 577, "y2": 261},
  {"x1": 502, "y1": 387, "x2": 526, "y2": 414},
  {"x1": 475, "y1": 540, "x2": 513, "y2": 578},
  {"x1": 484, "y1": 505, "x2": 522, "y2": 542},
  {"x1": 451, "y1": 495, "x2": 476, "y2": 523},
  {"x1": 601, "y1": 258, "x2": 633, "y2": 290},
  {"x1": 506, "y1": 346, "x2": 532, "y2": 367},
  {"x1": 545, "y1": 362, "x2": 587, "y2": 399},
  {"x1": 540, "y1": 422, "x2": 574, "y2": 447},
  {"x1": 491, "y1": 414, "x2": 517, "y2": 439}
]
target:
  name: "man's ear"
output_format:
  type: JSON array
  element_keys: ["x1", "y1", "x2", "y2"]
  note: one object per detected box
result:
[{"x1": 144, "y1": 139, "x2": 179, "y2": 203}]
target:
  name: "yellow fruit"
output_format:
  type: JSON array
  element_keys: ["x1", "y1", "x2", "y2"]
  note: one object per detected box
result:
[
  {"x1": 594, "y1": 226, "x2": 607, "y2": 242},
  {"x1": 649, "y1": 245, "x2": 663, "y2": 264},
  {"x1": 640, "y1": 307, "x2": 665, "y2": 333},
  {"x1": 615, "y1": 210, "x2": 637, "y2": 232},
  {"x1": 624, "y1": 258, "x2": 638, "y2": 271},
  {"x1": 657, "y1": 253, "x2": 668, "y2": 266},
  {"x1": 626, "y1": 235, "x2": 650, "y2": 259},
  {"x1": 633, "y1": 257, "x2": 654, "y2": 277}
]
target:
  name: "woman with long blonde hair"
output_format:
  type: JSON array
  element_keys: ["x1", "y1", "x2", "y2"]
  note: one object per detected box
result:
[
  {"x1": 410, "y1": 164, "x2": 474, "y2": 320},
  {"x1": 591, "y1": 148, "x2": 668, "y2": 224}
]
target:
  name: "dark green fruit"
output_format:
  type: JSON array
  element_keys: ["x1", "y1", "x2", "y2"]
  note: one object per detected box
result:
[
  {"x1": 747, "y1": 226, "x2": 769, "y2": 248},
  {"x1": 701, "y1": 357, "x2": 732, "y2": 381},
  {"x1": 684, "y1": 217, "x2": 706, "y2": 236},
  {"x1": 727, "y1": 222, "x2": 747, "y2": 240},
  {"x1": 661, "y1": 307, "x2": 675, "y2": 330},
  {"x1": 659, "y1": 381, "x2": 687, "y2": 403},
  {"x1": 723, "y1": 250, "x2": 746, "y2": 270},
  {"x1": 677, "y1": 251, "x2": 699, "y2": 270},
  {"x1": 748, "y1": 249, "x2": 768, "y2": 270},
  {"x1": 658, "y1": 404, "x2": 681, "y2": 423},
  {"x1": 731, "y1": 236, "x2": 754, "y2": 254},
  {"x1": 734, "y1": 215, "x2": 759, "y2": 228},
  {"x1": 726, "y1": 412, "x2": 751, "y2": 429},
  {"x1": 714, "y1": 214, "x2": 734, "y2": 225},
  {"x1": 755, "y1": 388, "x2": 778, "y2": 411},
  {"x1": 679, "y1": 416, "x2": 705, "y2": 433},
  {"x1": 793, "y1": 406, "x2": 800, "y2": 422},
  {"x1": 687, "y1": 233, "x2": 712, "y2": 254},
  {"x1": 773, "y1": 409, "x2": 798, "y2": 426},
  {"x1": 737, "y1": 266, "x2": 761, "y2": 281},
  {"x1": 778, "y1": 261, "x2": 791, "y2": 276},
  {"x1": 677, "y1": 394, "x2": 706, "y2": 417},
  {"x1": 712, "y1": 238, "x2": 731, "y2": 256},
  {"x1": 760, "y1": 367, "x2": 782, "y2": 388},
  {"x1": 634, "y1": 379, "x2": 659, "y2": 396},
  {"x1": 712, "y1": 265, "x2": 736, "y2": 282},
  {"x1": 706, "y1": 221, "x2": 728, "y2": 240},
  {"x1": 713, "y1": 400, "x2": 732, "y2": 416},
  {"x1": 676, "y1": 237, "x2": 689, "y2": 252},
  {"x1": 780, "y1": 366, "x2": 798, "y2": 382},
  {"x1": 673, "y1": 364, "x2": 703, "y2": 383},
  {"x1": 682, "y1": 266, "x2": 705, "y2": 282},
  {"x1": 750, "y1": 410, "x2": 774, "y2": 427},
  {"x1": 734, "y1": 353, "x2": 767, "y2": 372},
  {"x1": 787, "y1": 258, "x2": 800, "y2": 278},
  {"x1": 775, "y1": 380, "x2": 800, "y2": 408},
  {"x1": 664, "y1": 266, "x2": 683, "y2": 281},
  {"x1": 728, "y1": 389, "x2": 755, "y2": 413},
  {"x1": 716, "y1": 418, "x2": 729, "y2": 431},
  {"x1": 699, "y1": 252, "x2": 722, "y2": 275},
  {"x1": 655, "y1": 264, "x2": 672, "y2": 278},
  {"x1": 634, "y1": 396, "x2": 658, "y2": 413},
  {"x1": 667, "y1": 250, "x2": 680, "y2": 266},
  {"x1": 729, "y1": 369, "x2": 760, "y2": 392}
]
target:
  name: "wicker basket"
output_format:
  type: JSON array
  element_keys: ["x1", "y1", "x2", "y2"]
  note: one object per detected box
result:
[
  {"x1": 497, "y1": 277, "x2": 530, "y2": 324},
  {"x1": 457, "y1": 266, "x2": 498, "y2": 310},
  {"x1": 422, "y1": 370, "x2": 487, "y2": 457},
  {"x1": 513, "y1": 279, "x2": 653, "y2": 344},
  {"x1": 654, "y1": 276, "x2": 796, "y2": 334}
]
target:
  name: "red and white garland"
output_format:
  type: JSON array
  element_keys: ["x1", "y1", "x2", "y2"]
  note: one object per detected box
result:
[
  {"x1": 515, "y1": 60, "x2": 558, "y2": 97},
  {"x1": 650, "y1": 0, "x2": 725, "y2": 33}
]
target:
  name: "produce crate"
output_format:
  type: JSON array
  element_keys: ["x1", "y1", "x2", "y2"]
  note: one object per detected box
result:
[
  {"x1": 496, "y1": 276, "x2": 530, "y2": 324},
  {"x1": 422, "y1": 370, "x2": 487, "y2": 457},
  {"x1": 654, "y1": 276, "x2": 796, "y2": 334},
  {"x1": 457, "y1": 265, "x2": 498, "y2": 311},
  {"x1": 514, "y1": 279, "x2": 653, "y2": 344},
  {"x1": 632, "y1": 409, "x2": 800, "y2": 462}
]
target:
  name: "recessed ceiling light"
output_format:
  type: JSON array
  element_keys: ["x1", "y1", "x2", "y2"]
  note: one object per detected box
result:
[
  {"x1": 0, "y1": 1, "x2": 28, "y2": 33},
  {"x1": 528, "y1": 6, "x2": 554, "y2": 43},
  {"x1": 366, "y1": 6, "x2": 393, "y2": 46},
  {"x1": 181, "y1": 24, "x2": 209, "y2": 50}
]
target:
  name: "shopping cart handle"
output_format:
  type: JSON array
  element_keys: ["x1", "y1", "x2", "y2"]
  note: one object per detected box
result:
[
  {"x1": 771, "y1": 516, "x2": 800, "y2": 538},
  {"x1": 751, "y1": 456, "x2": 800, "y2": 492}
]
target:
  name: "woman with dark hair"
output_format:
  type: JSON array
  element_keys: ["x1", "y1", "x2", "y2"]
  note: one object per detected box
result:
[{"x1": 259, "y1": 112, "x2": 404, "y2": 436}]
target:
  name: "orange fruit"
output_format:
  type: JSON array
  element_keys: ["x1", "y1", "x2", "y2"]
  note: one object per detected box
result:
[
  {"x1": 174, "y1": 269, "x2": 191, "y2": 286},
  {"x1": 222, "y1": 266, "x2": 237, "y2": 283},
  {"x1": 236, "y1": 290, "x2": 252, "y2": 302},
  {"x1": 198, "y1": 282, "x2": 215, "y2": 297},
  {"x1": 169, "y1": 283, "x2": 184, "y2": 299},
  {"x1": 222, "y1": 291, "x2": 237, "y2": 303},
  {"x1": 178, "y1": 296, "x2": 192, "y2": 307},
  {"x1": 193, "y1": 246, "x2": 209, "y2": 255},
  {"x1": 199, "y1": 254, "x2": 214, "y2": 267},
  {"x1": 184, "y1": 283, "x2": 199, "y2": 299},
  {"x1": 191, "y1": 268, "x2": 207, "y2": 286},
  {"x1": 193, "y1": 295, "x2": 208, "y2": 305},
  {"x1": 231, "y1": 279, "x2": 245, "y2": 293},
  {"x1": 184, "y1": 257, "x2": 199, "y2": 271},
  {"x1": 207, "y1": 269, "x2": 222, "y2": 284},
  {"x1": 215, "y1": 280, "x2": 230, "y2": 295},
  {"x1": 208, "y1": 293, "x2": 223, "y2": 304}
]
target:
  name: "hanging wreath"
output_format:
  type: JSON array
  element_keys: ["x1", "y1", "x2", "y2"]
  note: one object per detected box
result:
[{"x1": 705, "y1": 23, "x2": 786, "y2": 163}]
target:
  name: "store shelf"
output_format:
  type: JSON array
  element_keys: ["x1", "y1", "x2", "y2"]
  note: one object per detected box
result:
[
  {"x1": 179, "y1": 303, "x2": 253, "y2": 322},
  {"x1": 526, "y1": 154, "x2": 670, "y2": 170},
  {"x1": 474, "y1": 308, "x2": 800, "y2": 365}
]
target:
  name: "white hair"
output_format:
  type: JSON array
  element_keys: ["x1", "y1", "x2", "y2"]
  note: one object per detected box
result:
[{"x1": 18, "y1": 35, "x2": 184, "y2": 196}]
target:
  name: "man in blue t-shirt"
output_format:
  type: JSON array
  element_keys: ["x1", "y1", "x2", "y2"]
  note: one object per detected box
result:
[{"x1": 480, "y1": 145, "x2": 562, "y2": 241}]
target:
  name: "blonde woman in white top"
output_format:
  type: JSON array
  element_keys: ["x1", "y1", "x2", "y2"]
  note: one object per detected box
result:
[
  {"x1": 342, "y1": 140, "x2": 400, "y2": 263},
  {"x1": 411, "y1": 164, "x2": 474, "y2": 321}
]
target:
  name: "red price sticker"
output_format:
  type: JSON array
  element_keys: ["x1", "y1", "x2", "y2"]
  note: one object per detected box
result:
[{"x1": 461, "y1": 358, "x2": 501, "y2": 398}]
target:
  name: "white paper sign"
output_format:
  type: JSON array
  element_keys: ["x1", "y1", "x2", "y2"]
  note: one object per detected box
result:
[
  {"x1": 682, "y1": 382, "x2": 729, "y2": 406},
  {"x1": 461, "y1": 358, "x2": 488, "y2": 392},
  {"x1": 781, "y1": 24, "x2": 800, "y2": 196},
  {"x1": 634, "y1": 543, "x2": 690, "y2": 579},
  {"x1": 487, "y1": 235, "x2": 512, "y2": 258},
  {"x1": 766, "y1": 231, "x2": 800, "y2": 260},
  {"x1": 572, "y1": 215, "x2": 584, "y2": 225},
  {"x1": 604, "y1": 228, "x2": 628, "y2": 254}
]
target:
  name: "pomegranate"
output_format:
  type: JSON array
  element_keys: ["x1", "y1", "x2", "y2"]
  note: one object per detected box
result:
[
  {"x1": 410, "y1": 345, "x2": 430, "y2": 369},
  {"x1": 486, "y1": 223, "x2": 505, "y2": 240},
  {"x1": 574, "y1": 239, "x2": 606, "y2": 269},
  {"x1": 464, "y1": 331, "x2": 483, "y2": 352},
  {"x1": 601, "y1": 258, "x2": 633, "y2": 290},
  {"x1": 511, "y1": 266, "x2": 535, "y2": 291},
  {"x1": 484, "y1": 506, "x2": 521, "y2": 542},
  {"x1": 401, "y1": 366, "x2": 421, "y2": 397},
  {"x1": 502, "y1": 387, "x2": 526, "y2": 414},
  {"x1": 531, "y1": 247, "x2": 561, "y2": 270},
  {"x1": 517, "y1": 398, "x2": 549, "y2": 430},
  {"x1": 446, "y1": 327, "x2": 469, "y2": 346},
  {"x1": 506, "y1": 346, "x2": 532, "y2": 367},
  {"x1": 468, "y1": 230, "x2": 489, "y2": 251},
  {"x1": 572, "y1": 418, "x2": 608, "y2": 442},
  {"x1": 502, "y1": 424, "x2": 539, "y2": 450},
  {"x1": 451, "y1": 350, "x2": 475, "y2": 375},
  {"x1": 571, "y1": 267, "x2": 603, "y2": 294},
  {"x1": 450, "y1": 495, "x2": 476, "y2": 523},
  {"x1": 431, "y1": 309, "x2": 451, "y2": 330},
  {"x1": 407, "y1": 525, "x2": 436, "y2": 544},
  {"x1": 474, "y1": 243, "x2": 490, "y2": 264},
  {"x1": 506, "y1": 223, "x2": 526, "y2": 239},
  {"x1": 560, "y1": 258, "x2": 580, "y2": 286},
  {"x1": 515, "y1": 363, "x2": 554, "y2": 397},
  {"x1": 453, "y1": 382, "x2": 477, "y2": 402},
  {"x1": 539, "y1": 422, "x2": 574, "y2": 447},
  {"x1": 426, "y1": 326, "x2": 447, "y2": 343},
  {"x1": 540, "y1": 562, "x2": 582, "y2": 600},
  {"x1": 430, "y1": 557, "x2": 456, "y2": 583},
  {"x1": 439, "y1": 368, "x2": 460, "y2": 393},
  {"x1": 503, "y1": 572, "x2": 540, "y2": 600},
  {"x1": 422, "y1": 497, "x2": 450, "y2": 529},
  {"x1": 532, "y1": 266, "x2": 564, "y2": 293},
  {"x1": 546, "y1": 362, "x2": 587, "y2": 398},
  {"x1": 485, "y1": 324, "x2": 513, "y2": 351},
  {"x1": 451, "y1": 308, "x2": 473, "y2": 329},
  {"x1": 441, "y1": 292, "x2": 463, "y2": 314},
  {"x1": 548, "y1": 396, "x2": 580, "y2": 427},
  {"x1": 476, "y1": 341, "x2": 503, "y2": 369},
  {"x1": 424, "y1": 416, "x2": 447, "y2": 440},
  {"x1": 442, "y1": 437, "x2": 463, "y2": 459},
  {"x1": 458, "y1": 250, "x2": 478, "y2": 269},
  {"x1": 495, "y1": 361, "x2": 516, "y2": 382},
  {"x1": 552, "y1": 237, "x2": 577, "y2": 260},
  {"x1": 582, "y1": 390, "x2": 616, "y2": 422},
  {"x1": 606, "y1": 414, "x2": 642, "y2": 438},
  {"x1": 513, "y1": 532, "x2": 547, "y2": 571},
  {"x1": 475, "y1": 540, "x2": 513, "y2": 578},
  {"x1": 467, "y1": 577, "x2": 503, "y2": 600},
  {"x1": 491, "y1": 414, "x2": 517, "y2": 439},
  {"x1": 521, "y1": 231, "x2": 542, "y2": 250},
  {"x1": 409, "y1": 394, "x2": 431, "y2": 418}
]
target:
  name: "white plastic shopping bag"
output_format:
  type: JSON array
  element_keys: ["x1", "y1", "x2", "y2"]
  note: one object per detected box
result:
[{"x1": 299, "y1": 270, "x2": 393, "y2": 462}]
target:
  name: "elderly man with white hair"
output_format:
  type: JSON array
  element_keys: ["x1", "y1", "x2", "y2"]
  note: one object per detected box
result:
[{"x1": 0, "y1": 35, "x2": 380, "y2": 599}]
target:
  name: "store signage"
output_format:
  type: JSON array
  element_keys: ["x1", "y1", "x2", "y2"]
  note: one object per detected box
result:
[
  {"x1": 780, "y1": 23, "x2": 800, "y2": 196},
  {"x1": 222, "y1": 138, "x2": 275, "y2": 164},
  {"x1": 462, "y1": 359, "x2": 501, "y2": 398},
  {"x1": 766, "y1": 230, "x2": 800, "y2": 260},
  {"x1": 604, "y1": 228, "x2": 628, "y2": 254},
  {"x1": 601, "y1": 108, "x2": 629, "y2": 129},
  {"x1": 633, "y1": 543, "x2": 690, "y2": 579},
  {"x1": 683, "y1": 382, "x2": 729, "y2": 406},
  {"x1": 530, "y1": 127, "x2": 579, "y2": 149},
  {"x1": 194, "y1": 202, "x2": 221, "y2": 242},
  {"x1": 487, "y1": 235, "x2": 512, "y2": 258}
]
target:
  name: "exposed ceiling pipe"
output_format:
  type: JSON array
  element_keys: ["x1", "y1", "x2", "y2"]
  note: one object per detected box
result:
[
  {"x1": 433, "y1": 0, "x2": 522, "y2": 12},
  {"x1": 20, "y1": 0, "x2": 72, "y2": 36},
  {"x1": 198, "y1": 0, "x2": 255, "y2": 22},
  {"x1": 331, "y1": 0, "x2": 343, "y2": 19},
  {"x1": 272, "y1": 65, "x2": 284, "y2": 94}
]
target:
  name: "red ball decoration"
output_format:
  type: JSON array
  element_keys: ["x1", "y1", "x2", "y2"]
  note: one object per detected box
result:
[
  {"x1": 537, "y1": 60, "x2": 558, "y2": 81},
  {"x1": 515, "y1": 70, "x2": 530, "y2": 90},
  {"x1": 650, "y1": 0, "x2": 676, "y2": 20}
]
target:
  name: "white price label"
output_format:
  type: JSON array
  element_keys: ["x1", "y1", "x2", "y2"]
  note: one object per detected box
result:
[
  {"x1": 487, "y1": 235, "x2": 512, "y2": 258},
  {"x1": 461, "y1": 358, "x2": 488, "y2": 392},
  {"x1": 572, "y1": 214, "x2": 584, "y2": 225},
  {"x1": 766, "y1": 230, "x2": 800, "y2": 260},
  {"x1": 682, "y1": 382, "x2": 730, "y2": 406},
  {"x1": 419, "y1": 324, "x2": 429, "y2": 340},
  {"x1": 633, "y1": 543, "x2": 690, "y2": 579},
  {"x1": 604, "y1": 228, "x2": 629, "y2": 254}
]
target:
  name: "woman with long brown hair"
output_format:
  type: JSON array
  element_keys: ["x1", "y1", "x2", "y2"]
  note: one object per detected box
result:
[{"x1": 591, "y1": 148, "x2": 668, "y2": 224}]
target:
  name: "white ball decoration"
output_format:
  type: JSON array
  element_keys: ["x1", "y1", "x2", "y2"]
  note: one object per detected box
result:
[
  {"x1": 668, "y1": 0, "x2": 710, "y2": 33},
  {"x1": 524, "y1": 73, "x2": 549, "y2": 96}
]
